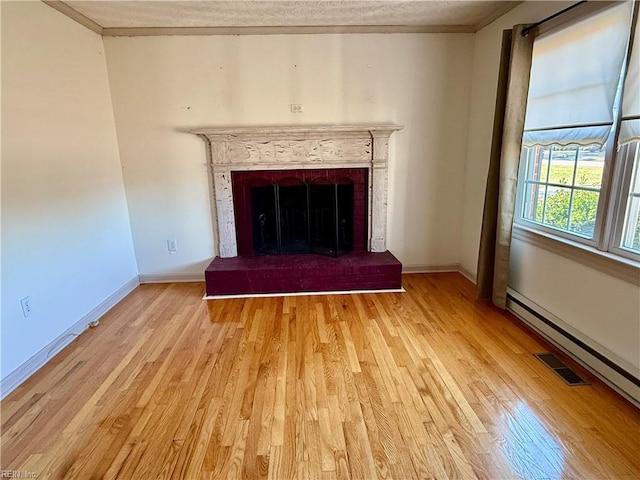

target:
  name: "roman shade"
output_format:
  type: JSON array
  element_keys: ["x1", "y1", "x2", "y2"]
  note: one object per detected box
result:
[
  {"x1": 620, "y1": 10, "x2": 639, "y2": 146},
  {"x1": 522, "y1": 2, "x2": 633, "y2": 147}
]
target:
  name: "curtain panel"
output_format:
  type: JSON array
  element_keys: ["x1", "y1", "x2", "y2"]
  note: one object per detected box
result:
[{"x1": 476, "y1": 25, "x2": 534, "y2": 308}]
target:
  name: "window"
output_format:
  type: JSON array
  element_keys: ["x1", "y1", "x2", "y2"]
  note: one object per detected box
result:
[
  {"x1": 612, "y1": 141, "x2": 640, "y2": 258},
  {"x1": 515, "y1": 2, "x2": 639, "y2": 264},
  {"x1": 519, "y1": 143, "x2": 605, "y2": 240},
  {"x1": 620, "y1": 144, "x2": 640, "y2": 252}
]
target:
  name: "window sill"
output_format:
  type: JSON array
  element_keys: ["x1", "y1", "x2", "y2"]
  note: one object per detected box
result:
[{"x1": 512, "y1": 224, "x2": 640, "y2": 286}]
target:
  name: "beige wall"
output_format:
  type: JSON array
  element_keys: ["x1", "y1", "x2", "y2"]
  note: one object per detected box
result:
[
  {"x1": 103, "y1": 33, "x2": 474, "y2": 276},
  {"x1": 460, "y1": 1, "x2": 640, "y2": 374},
  {"x1": 1, "y1": 1, "x2": 137, "y2": 378}
]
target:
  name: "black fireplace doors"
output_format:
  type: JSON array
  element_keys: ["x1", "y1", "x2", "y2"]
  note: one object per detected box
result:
[{"x1": 250, "y1": 177, "x2": 354, "y2": 257}]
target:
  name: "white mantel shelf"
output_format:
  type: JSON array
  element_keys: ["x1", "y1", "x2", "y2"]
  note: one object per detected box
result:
[
  {"x1": 193, "y1": 124, "x2": 403, "y2": 258},
  {"x1": 192, "y1": 124, "x2": 403, "y2": 139}
]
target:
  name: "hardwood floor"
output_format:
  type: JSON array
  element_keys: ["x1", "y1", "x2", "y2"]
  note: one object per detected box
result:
[{"x1": 1, "y1": 273, "x2": 639, "y2": 479}]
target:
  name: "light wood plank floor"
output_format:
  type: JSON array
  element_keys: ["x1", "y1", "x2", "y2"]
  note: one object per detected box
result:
[{"x1": 1, "y1": 273, "x2": 639, "y2": 479}]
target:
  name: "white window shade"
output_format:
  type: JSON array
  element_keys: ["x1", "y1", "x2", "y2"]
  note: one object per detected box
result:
[
  {"x1": 523, "y1": 125, "x2": 612, "y2": 147},
  {"x1": 619, "y1": 119, "x2": 640, "y2": 146},
  {"x1": 619, "y1": 14, "x2": 639, "y2": 146},
  {"x1": 523, "y1": 2, "x2": 633, "y2": 147}
]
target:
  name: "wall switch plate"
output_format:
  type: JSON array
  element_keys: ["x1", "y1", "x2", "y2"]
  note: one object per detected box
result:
[
  {"x1": 290, "y1": 104, "x2": 304, "y2": 113},
  {"x1": 20, "y1": 297, "x2": 31, "y2": 317},
  {"x1": 167, "y1": 239, "x2": 177, "y2": 253}
]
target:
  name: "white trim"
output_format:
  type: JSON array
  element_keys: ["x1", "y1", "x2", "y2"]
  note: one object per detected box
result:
[
  {"x1": 141, "y1": 268, "x2": 473, "y2": 285},
  {"x1": 402, "y1": 263, "x2": 460, "y2": 274},
  {"x1": 101, "y1": 25, "x2": 478, "y2": 37},
  {"x1": 473, "y1": 1, "x2": 523, "y2": 31},
  {"x1": 42, "y1": 0, "x2": 103, "y2": 35},
  {"x1": 204, "y1": 287, "x2": 405, "y2": 300},
  {"x1": 139, "y1": 273, "x2": 204, "y2": 284},
  {"x1": 401, "y1": 264, "x2": 477, "y2": 284},
  {"x1": 458, "y1": 265, "x2": 477, "y2": 285},
  {"x1": 506, "y1": 288, "x2": 640, "y2": 407},
  {"x1": 610, "y1": 142, "x2": 640, "y2": 261},
  {"x1": 0, "y1": 276, "x2": 140, "y2": 400}
]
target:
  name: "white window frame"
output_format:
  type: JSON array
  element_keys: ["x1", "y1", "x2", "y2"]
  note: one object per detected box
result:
[{"x1": 609, "y1": 141, "x2": 640, "y2": 261}]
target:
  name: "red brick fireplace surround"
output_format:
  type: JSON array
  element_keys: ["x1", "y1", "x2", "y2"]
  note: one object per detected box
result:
[
  {"x1": 232, "y1": 168, "x2": 368, "y2": 256},
  {"x1": 193, "y1": 125, "x2": 403, "y2": 297}
]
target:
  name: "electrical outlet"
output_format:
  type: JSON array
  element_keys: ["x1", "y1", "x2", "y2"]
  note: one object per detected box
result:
[
  {"x1": 167, "y1": 239, "x2": 178, "y2": 254},
  {"x1": 20, "y1": 297, "x2": 31, "y2": 317},
  {"x1": 290, "y1": 104, "x2": 304, "y2": 113}
]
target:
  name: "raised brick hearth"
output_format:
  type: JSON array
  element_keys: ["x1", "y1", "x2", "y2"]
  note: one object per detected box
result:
[{"x1": 205, "y1": 251, "x2": 402, "y2": 296}]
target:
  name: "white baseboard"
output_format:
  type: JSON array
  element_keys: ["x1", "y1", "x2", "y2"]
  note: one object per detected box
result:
[
  {"x1": 402, "y1": 263, "x2": 477, "y2": 284},
  {"x1": 457, "y1": 265, "x2": 477, "y2": 284},
  {"x1": 402, "y1": 263, "x2": 461, "y2": 274},
  {"x1": 139, "y1": 273, "x2": 204, "y2": 283},
  {"x1": 506, "y1": 288, "x2": 640, "y2": 407},
  {"x1": 142, "y1": 269, "x2": 468, "y2": 283},
  {"x1": 141, "y1": 267, "x2": 465, "y2": 282},
  {"x1": 0, "y1": 275, "x2": 140, "y2": 400}
]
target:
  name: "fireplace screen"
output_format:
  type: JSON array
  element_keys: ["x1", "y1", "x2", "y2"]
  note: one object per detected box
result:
[{"x1": 250, "y1": 177, "x2": 354, "y2": 257}]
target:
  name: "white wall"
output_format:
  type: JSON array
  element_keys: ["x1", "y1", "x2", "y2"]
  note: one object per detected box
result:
[
  {"x1": 103, "y1": 33, "x2": 474, "y2": 276},
  {"x1": 460, "y1": 1, "x2": 640, "y2": 378},
  {"x1": 1, "y1": 2, "x2": 138, "y2": 379}
]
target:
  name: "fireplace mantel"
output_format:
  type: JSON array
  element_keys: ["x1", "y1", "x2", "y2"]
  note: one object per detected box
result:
[{"x1": 193, "y1": 124, "x2": 403, "y2": 258}]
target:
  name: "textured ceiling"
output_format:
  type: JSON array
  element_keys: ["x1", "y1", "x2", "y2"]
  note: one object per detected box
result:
[{"x1": 63, "y1": 1, "x2": 521, "y2": 30}]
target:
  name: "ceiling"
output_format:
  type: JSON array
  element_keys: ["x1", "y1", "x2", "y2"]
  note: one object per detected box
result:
[{"x1": 47, "y1": 1, "x2": 523, "y2": 35}]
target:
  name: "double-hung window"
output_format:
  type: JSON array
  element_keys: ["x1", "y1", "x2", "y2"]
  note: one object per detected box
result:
[{"x1": 515, "y1": 2, "x2": 640, "y2": 265}]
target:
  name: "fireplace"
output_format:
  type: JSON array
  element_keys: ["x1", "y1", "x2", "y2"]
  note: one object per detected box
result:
[
  {"x1": 232, "y1": 168, "x2": 367, "y2": 257},
  {"x1": 192, "y1": 125, "x2": 403, "y2": 296}
]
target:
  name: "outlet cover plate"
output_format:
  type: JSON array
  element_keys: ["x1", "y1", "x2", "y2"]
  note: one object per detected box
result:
[{"x1": 20, "y1": 297, "x2": 31, "y2": 317}]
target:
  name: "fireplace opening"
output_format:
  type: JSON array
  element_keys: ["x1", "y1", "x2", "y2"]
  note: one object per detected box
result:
[
  {"x1": 233, "y1": 168, "x2": 367, "y2": 257},
  {"x1": 250, "y1": 178, "x2": 354, "y2": 256},
  {"x1": 310, "y1": 178, "x2": 354, "y2": 256}
]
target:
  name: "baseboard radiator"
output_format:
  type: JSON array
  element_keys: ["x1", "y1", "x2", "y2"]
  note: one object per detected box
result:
[{"x1": 506, "y1": 288, "x2": 640, "y2": 407}]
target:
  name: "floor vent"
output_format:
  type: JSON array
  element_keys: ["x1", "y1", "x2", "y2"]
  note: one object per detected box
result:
[{"x1": 535, "y1": 353, "x2": 590, "y2": 386}]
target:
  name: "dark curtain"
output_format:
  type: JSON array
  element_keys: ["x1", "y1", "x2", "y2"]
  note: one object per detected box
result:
[{"x1": 476, "y1": 25, "x2": 534, "y2": 308}]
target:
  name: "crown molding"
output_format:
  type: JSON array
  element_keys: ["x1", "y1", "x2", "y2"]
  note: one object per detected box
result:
[
  {"x1": 42, "y1": 0, "x2": 103, "y2": 35},
  {"x1": 101, "y1": 24, "x2": 476, "y2": 37},
  {"x1": 40, "y1": 1, "x2": 481, "y2": 37},
  {"x1": 473, "y1": 0, "x2": 523, "y2": 31}
]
